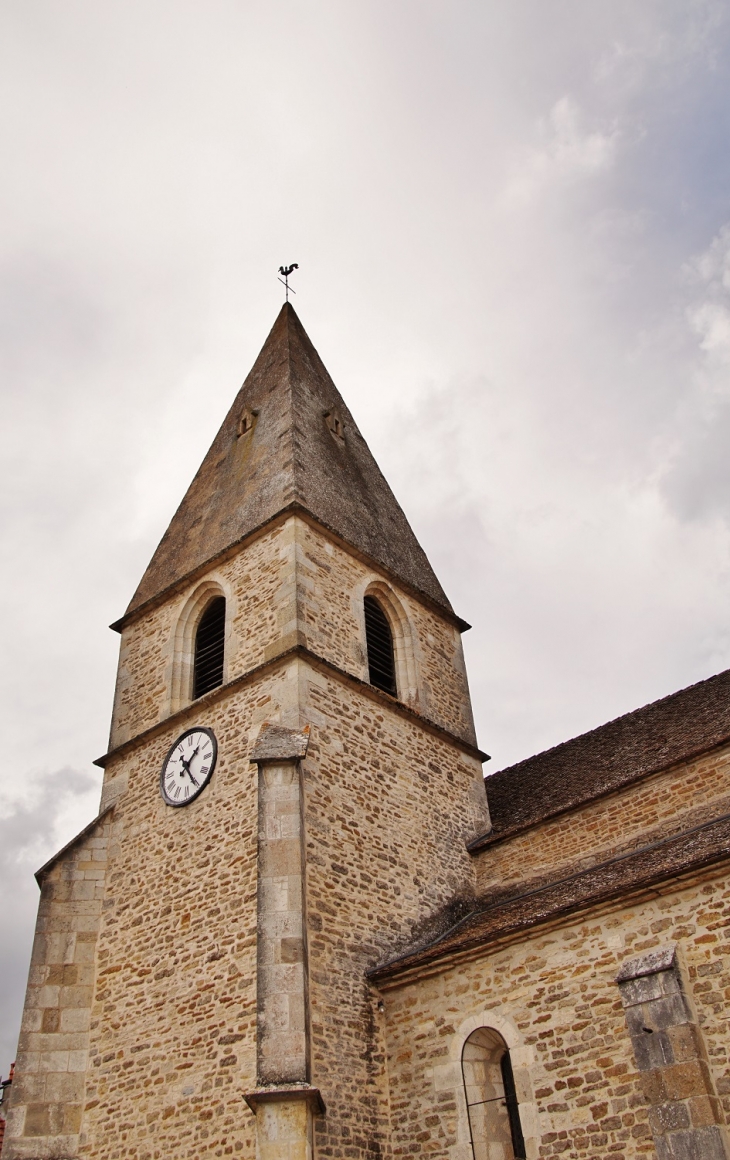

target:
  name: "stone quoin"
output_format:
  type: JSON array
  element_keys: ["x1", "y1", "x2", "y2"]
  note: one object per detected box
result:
[{"x1": 3, "y1": 304, "x2": 730, "y2": 1159}]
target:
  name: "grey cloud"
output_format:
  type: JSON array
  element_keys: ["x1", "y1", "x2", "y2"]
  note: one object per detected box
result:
[{"x1": 0, "y1": 769, "x2": 98, "y2": 1076}]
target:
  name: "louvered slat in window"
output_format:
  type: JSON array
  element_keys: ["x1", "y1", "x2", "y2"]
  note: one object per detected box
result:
[
  {"x1": 193, "y1": 597, "x2": 226, "y2": 699},
  {"x1": 364, "y1": 596, "x2": 396, "y2": 696}
]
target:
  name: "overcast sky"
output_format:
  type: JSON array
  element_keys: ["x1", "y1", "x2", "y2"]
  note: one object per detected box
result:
[{"x1": 3, "y1": 0, "x2": 730, "y2": 1073}]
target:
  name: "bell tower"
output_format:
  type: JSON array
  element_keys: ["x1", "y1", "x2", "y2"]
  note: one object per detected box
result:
[{"x1": 4, "y1": 305, "x2": 489, "y2": 1160}]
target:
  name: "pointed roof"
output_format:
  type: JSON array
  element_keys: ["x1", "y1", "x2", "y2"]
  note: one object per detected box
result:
[{"x1": 123, "y1": 304, "x2": 453, "y2": 620}]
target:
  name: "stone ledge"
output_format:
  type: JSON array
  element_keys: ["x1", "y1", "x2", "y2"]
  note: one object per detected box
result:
[{"x1": 111, "y1": 503, "x2": 469, "y2": 635}]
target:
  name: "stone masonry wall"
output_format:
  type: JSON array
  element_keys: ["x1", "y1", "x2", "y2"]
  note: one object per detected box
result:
[
  {"x1": 7, "y1": 511, "x2": 486, "y2": 1160},
  {"x1": 378, "y1": 869, "x2": 730, "y2": 1159},
  {"x1": 3, "y1": 813, "x2": 113, "y2": 1160},
  {"x1": 80, "y1": 654, "x2": 484, "y2": 1160},
  {"x1": 301, "y1": 660, "x2": 489, "y2": 1160},
  {"x1": 477, "y1": 743, "x2": 730, "y2": 895}
]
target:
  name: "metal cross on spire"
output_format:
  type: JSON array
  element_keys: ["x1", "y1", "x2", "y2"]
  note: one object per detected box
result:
[{"x1": 278, "y1": 264, "x2": 299, "y2": 301}]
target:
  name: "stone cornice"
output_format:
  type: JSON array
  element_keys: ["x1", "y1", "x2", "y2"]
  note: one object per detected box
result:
[{"x1": 93, "y1": 644, "x2": 488, "y2": 769}]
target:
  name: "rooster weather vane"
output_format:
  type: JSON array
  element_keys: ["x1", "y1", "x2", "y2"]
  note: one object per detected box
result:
[{"x1": 278, "y1": 264, "x2": 299, "y2": 301}]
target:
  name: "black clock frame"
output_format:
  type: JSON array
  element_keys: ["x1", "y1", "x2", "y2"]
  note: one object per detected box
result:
[{"x1": 160, "y1": 726, "x2": 218, "y2": 807}]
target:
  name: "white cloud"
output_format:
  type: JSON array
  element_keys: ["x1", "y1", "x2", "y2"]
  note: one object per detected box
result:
[
  {"x1": 689, "y1": 300, "x2": 730, "y2": 358},
  {"x1": 503, "y1": 96, "x2": 619, "y2": 204}
]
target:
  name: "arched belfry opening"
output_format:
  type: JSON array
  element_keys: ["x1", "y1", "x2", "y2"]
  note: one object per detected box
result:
[
  {"x1": 364, "y1": 595, "x2": 396, "y2": 695},
  {"x1": 193, "y1": 596, "x2": 226, "y2": 699},
  {"x1": 462, "y1": 1027, "x2": 526, "y2": 1159}
]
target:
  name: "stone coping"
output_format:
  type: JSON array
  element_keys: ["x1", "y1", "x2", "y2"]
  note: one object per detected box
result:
[
  {"x1": 616, "y1": 943, "x2": 678, "y2": 983},
  {"x1": 250, "y1": 723, "x2": 311, "y2": 763},
  {"x1": 34, "y1": 805, "x2": 114, "y2": 884},
  {"x1": 243, "y1": 1086, "x2": 326, "y2": 1115}
]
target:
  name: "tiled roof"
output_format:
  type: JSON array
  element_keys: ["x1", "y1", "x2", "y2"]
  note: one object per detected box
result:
[{"x1": 474, "y1": 667, "x2": 730, "y2": 848}]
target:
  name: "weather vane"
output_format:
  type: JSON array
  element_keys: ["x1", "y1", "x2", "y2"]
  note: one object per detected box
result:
[{"x1": 278, "y1": 264, "x2": 299, "y2": 301}]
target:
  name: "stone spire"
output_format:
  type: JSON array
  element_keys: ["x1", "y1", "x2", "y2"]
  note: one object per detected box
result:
[{"x1": 124, "y1": 302, "x2": 452, "y2": 618}]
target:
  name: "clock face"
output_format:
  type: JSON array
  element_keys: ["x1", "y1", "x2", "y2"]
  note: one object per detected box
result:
[{"x1": 160, "y1": 727, "x2": 217, "y2": 807}]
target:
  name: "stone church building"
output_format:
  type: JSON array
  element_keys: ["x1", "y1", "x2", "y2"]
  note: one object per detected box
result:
[{"x1": 4, "y1": 304, "x2": 730, "y2": 1160}]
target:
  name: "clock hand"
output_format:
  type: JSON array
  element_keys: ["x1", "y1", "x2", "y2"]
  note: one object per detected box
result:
[
  {"x1": 179, "y1": 754, "x2": 199, "y2": 787},
  {"x1": 180, "y1": 743, "x2": 199, "y2": 768}
]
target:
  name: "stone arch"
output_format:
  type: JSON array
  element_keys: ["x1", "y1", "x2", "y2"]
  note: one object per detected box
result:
[
  {"x1": 361, "y1": 580, "x2": 418, "y2": 705},
  {"x1": 450, "y1": 1012, "x2": 538, "y2": 1160},
  {"x1": 170, "y1": 578, "x2": 231, "y2": 712}
]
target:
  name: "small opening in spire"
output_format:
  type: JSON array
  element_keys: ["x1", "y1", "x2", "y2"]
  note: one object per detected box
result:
[
  {"x1": 237, "y1": 409, "x2": 257, "y2": 438},
  {"x1": 324, "y1": 410, "x2": 345, "y2": 443}
]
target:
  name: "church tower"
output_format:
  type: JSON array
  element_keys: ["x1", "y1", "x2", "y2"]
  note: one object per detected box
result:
[{"x1": 4, "y1": 304, "x2": 489, "y2": 1160}]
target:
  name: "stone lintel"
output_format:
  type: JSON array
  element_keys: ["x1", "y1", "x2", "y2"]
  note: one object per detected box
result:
[
  {"x1": 243, "y1": 1086, "x2": 326, "y2": 1115},
  {"x1": 251, "y1": 723, "x2": 311, "y2": 764}
]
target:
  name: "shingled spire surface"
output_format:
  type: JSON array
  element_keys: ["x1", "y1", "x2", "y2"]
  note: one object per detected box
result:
[{"x1": 125, "y1": 303, "x2": 452, "y2": 616}]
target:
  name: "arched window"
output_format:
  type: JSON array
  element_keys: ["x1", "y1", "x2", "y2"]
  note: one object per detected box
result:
[
  {"x1": 462, "y1": 1028, "x2": 526, "y2": 1160},
  {"x1": 193, "y1": 597, "x2": 226, "y2": 699},
  {"x1": 364, "y1": 595, "x2": 396, "y2": 695}
]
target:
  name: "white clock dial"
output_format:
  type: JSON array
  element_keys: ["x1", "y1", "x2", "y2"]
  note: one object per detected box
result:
[{"x1": 160, "y1": 727, "x2": 217, "y2": 807}]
